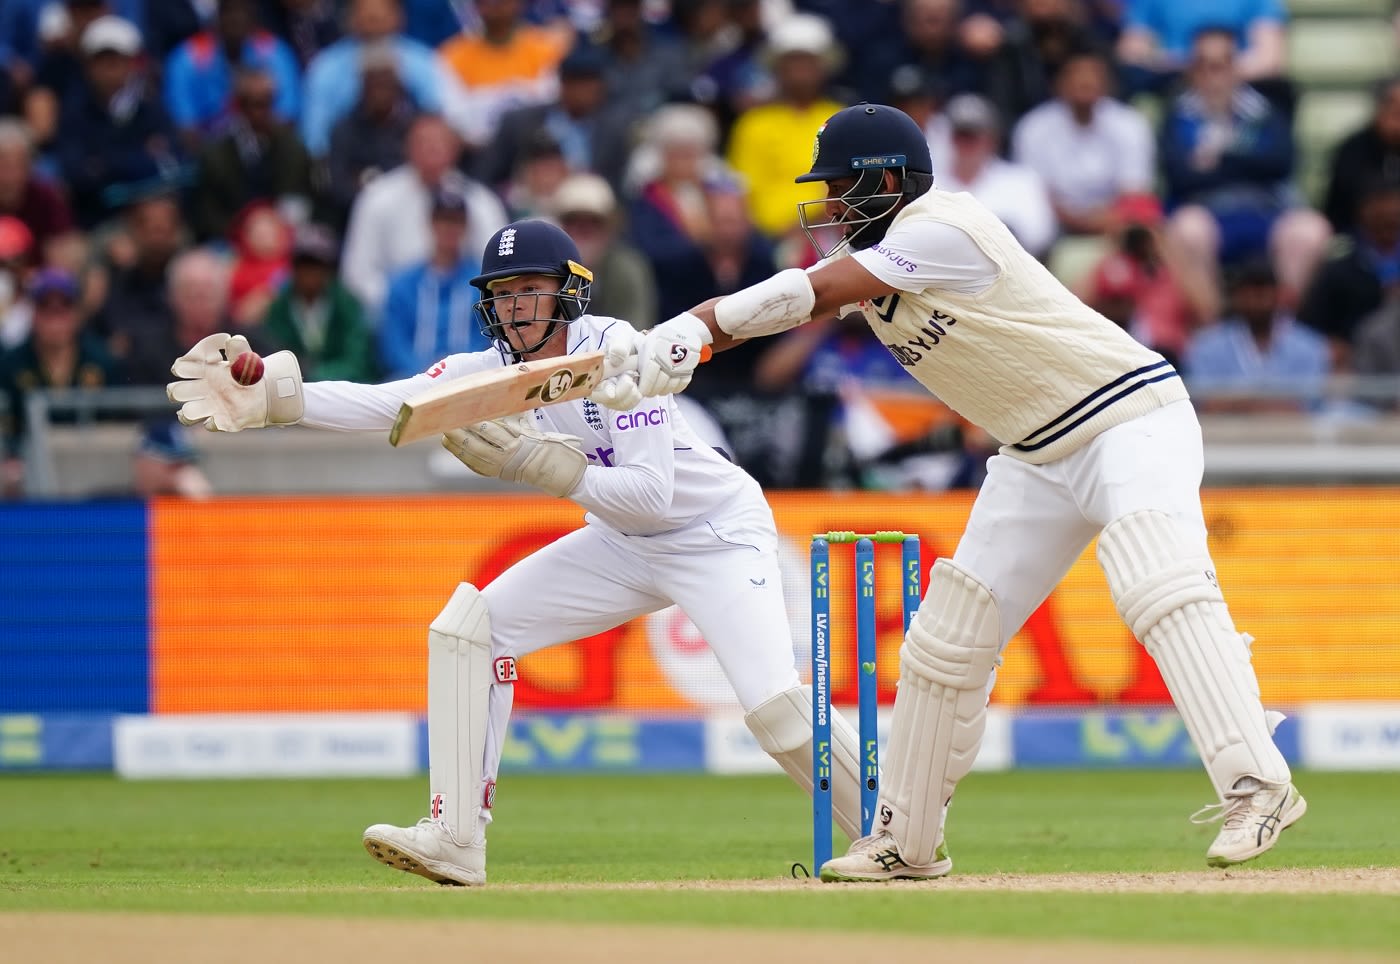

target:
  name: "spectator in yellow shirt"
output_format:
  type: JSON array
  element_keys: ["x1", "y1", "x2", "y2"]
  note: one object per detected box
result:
[
  {"x1": 439, "y1": 0, "x2": 570, "y2": 148},
  {"x1": 726, "y1": 13, "x2": 845, "y2": 240}
]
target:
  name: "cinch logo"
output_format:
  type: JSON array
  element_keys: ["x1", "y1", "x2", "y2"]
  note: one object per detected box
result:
[
  {"x1": 497, "y1": 228, "x2": 516, "y2": 256},
  {"x1": 614, "y1": 408, "x2": 667, "y2": 431}
]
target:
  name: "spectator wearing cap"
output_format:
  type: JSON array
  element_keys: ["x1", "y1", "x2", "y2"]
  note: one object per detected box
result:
[
  {"x1": 1082, "y1": 193, "x2": 1220, "y2": 367},
  {"x1": 1117, "y1": 0, "x2": 1286, "y2": 97},
  {"x1": 377, "y1": 186, "x2": 486, "y2": 379},
  {"x1": 1012, "y1": 48, "x2": 1155, "y2": 238},
  {"x1": 131, "y1": 417, "x2": 213, "y2": 500},
  {"x1": 438, "y1": 0, "x2": 570, "y2": 149},
  {"x1": 0, "y1": 217, "x2": 36, "y2": 349},
  {"x1": 1323, "y1": 77, "x2": 1400, "y2": 237},
  {"x1": 0, "y1": 120, "x2": 77, "y2": 269},
  {"x1": 479, "y1": 41, "x2": 636, "y2": 193},
  {"x1": 939, "y1": 93, "x2": 1058, "y2": 259},
  {"x1": 1298, "y1": 179, "x2": 1400, "y2": 372},
  {"x1": 193, "y1": 67, "x2": 318, "y2": 242},
  {"x1": 552, "y1": 173, "x2": 656, "y2": 329},
  {"x1": 340, "y1": 114, "x2": 507, "y2": 311},
  {"x1": 1184, "y1": 259, "x2": 1330, "y2": 413},
  {"x1": 261, "y1": 224, "x2": 376, "y2": 381},
  {"x1": 301, "y1": 0, "x2": 444, "y2": 157},
  {"x1": 0, "y1": 269, "x2": 122, "y2": 491},
  {"x1": 55, "y1": 15, "x2": 182, "y2": 228},
  {"x1": 325, "y1": 43, "x2": 421, "y2": 222},
  {"x1": 16, "y1": 0, "x2": 123, "y2": 147},
  {"x1": 726, "y1": 13, "x2": 845, "y2": 239},
  {"x1": 163, "y1": 0, "x2": 302, "y2": 147},
  {"x1": 1162, "y1": 28, "x2": 1330, "y2": 309}
]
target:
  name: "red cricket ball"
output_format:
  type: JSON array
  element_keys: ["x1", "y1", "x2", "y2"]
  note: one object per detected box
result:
[{"x1": 230, "y1": 351, "x2": 265, "y2": 386}]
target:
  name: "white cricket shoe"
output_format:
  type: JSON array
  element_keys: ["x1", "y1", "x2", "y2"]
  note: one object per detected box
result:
[
  {"x1": 819, "y1": 831, "x2": 953, "y2": 882},
  {"x1": 363, "y1": 818, "x2": 486, "y2": 886},
  {"x1": 1199, "y1": 778, "x2": 1307, "y2": 868}
]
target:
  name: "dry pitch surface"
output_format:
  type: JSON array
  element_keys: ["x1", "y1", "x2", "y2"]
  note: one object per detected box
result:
[{"x1": 7, "y1": 869, "x2": 1400, "y2": 964}]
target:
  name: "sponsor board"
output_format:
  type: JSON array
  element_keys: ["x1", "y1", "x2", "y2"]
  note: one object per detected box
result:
[{"x1": 1299, "y1": 704, "x2": 1400, "y2": 770}]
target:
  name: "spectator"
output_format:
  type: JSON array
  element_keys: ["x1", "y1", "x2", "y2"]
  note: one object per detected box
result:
[
  {"x1": 55, "y1": 16, "x2": 182, "y2": 228},
  {"x1": 131, "y1": 417, "x2": 214, "y2": 500},
  {"x1": 1298, "y1": 179, "x2": 1400, "y2": 372},
  {"x1": 873, "y1": 0, "x2": 985, "y2": 105},
  {"x1": 93, "y1": 192, "x2": 187, "y2": 371},
  {"x1": 19, "y1": 0, "x2": 120, "y2": 147},
  {"x1": 0, "y1": 269, "x2": 121, "y2": 494},
  {"x1": 227, "y1": 202, "x2": 292, "y2": 327},
  {"x1": 478, "y1": 41, "x2": 635, "y2": 193},
  {"x1": 0, "y1": 217, "x2": 35, "y2": 349},
  {"x1": 124, "y1": 249, "x2": 235, "y2": 384},
  {"x1": 726, "y1": 13, "x2": 845, "y2": 239},
  {"x1": 1082, "y1": 194, "x2": 1220, "y2": 368},
  {"x1": 193, "y1": 68, "x2": 317, "y2": 242},
  {"x1": 439, "y1": 0, "x2": 570, "y2": 149},
  {"x1": 551, "y1": 172, "x2": 657, "y2": 329},
  {"x1": 144, "y1": 0, "x2": 209, "y2": 61},
  {"x1": 325, "y1": 43, "x2": 421, "y2": 221},
  {"x1": 983, "y1": 0, "x2": 1107, "y2": 125},
  {"x1": 693, "y1": 0, "x2": 768, "y2": 130},
  {"x1": 261, "y1": 224, "x2": 376, "y2": 382},
  {"x1": 340, "y1": 115, "x2": 507, "y2": 312},
  {"x1": 1185, "y1": 259, "x2": 1329, "y2": 413},
  {"x1": 1012, "y1": 48, "x2": 1155, "y2": 237},
  {"x1": 885, "y1": 64, "x2": 953, "y2": 175},
  {"x1": 1162, "y1": 28, "x2": 1330, "y2": 304},
  {"x1": 582, "y1": 0, "x2": 689, "y2": 117},
  {"x1": 377, "y1": 186, "x2": 486, "y2": 379},
  {"x1": 1323, "y1": 76, "x2": 1400, "y2": 236},
  {"x1": 938, "y1": 93, "x2": 1057, "y2": 259},
  {"x1": 1117, "y1": 0, "x2": 1286, "y2": 95},
  {"x1": 1354, "y1": 299, "x2": 1400, "y2": 380},
  {"x1": 0, "y1": 119, "x2": 78, "y2": 267},
  {"x1": 163, "y1": 0, "x2": 302, "y2": 147},
  {"x1": 301, "y1": 0, "x2": 444, "y2": 156},
  {"x1": 501, "y1": 130, "x2": 570, "y2": 219},
  {"x1": 263, "y1": 0, "x2": 342, "y2": 68}
]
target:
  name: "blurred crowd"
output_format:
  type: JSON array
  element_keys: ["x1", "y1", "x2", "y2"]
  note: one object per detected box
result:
[{"x1": 1, "y1": 0, "x2": 1398, "y2": 496}]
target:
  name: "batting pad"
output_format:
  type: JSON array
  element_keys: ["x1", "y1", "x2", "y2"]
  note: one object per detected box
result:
[
  {"x1": 877, "y1": 560, "x2": 1000, "y2": 866},
  {"x1": 745, "y1": 685, "x2": 863, "y2": 841},
  {"x1": 1098, "y1": 510, "x2": 1291, "y2": 798},
  {"x1": 427, "y1": 582, "x2": 494, "y2": 844}
]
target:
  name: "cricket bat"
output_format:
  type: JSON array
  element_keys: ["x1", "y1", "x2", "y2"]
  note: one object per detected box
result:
[{"x1": 389, "y1": 351, "x2": 607, "y2": 447}]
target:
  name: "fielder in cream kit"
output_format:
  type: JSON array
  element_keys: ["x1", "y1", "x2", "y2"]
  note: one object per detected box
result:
[
  {"x1": 604, "y1": 104, "x2": 1306, "y2": 879},
  {"x1": 167, "y1": 219, "x2": 869, "y2": 885}
]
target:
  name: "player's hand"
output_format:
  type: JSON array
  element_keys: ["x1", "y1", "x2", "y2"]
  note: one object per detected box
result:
[
  {"x1": 167, "y1": 333, "x2": 304, "y2": 432},
  {"x1": 589, "y1": 325, "x2": 645, "y2": 411},
  {"x1": 636, "y1": 312, "x2": 712, "y2": 397},
  {"x1": 442, "y1": 414, "x2": 587, "y2": 498}
]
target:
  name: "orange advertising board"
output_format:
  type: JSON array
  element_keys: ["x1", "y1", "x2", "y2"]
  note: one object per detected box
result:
[{"x1": 149, "y1": 489, "x2": 1400, "y2": 713}]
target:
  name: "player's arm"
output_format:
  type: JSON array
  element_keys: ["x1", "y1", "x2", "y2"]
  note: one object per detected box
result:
[{"x1": 569, "y1": 398, "x2": 676, "y2": 523}]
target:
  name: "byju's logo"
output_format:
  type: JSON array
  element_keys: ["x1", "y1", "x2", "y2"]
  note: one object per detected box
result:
[{"x1": 497, "y1": 228, "x2": 516, "y2": 257}]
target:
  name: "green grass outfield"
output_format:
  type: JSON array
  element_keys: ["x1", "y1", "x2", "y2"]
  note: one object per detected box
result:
[{"x1": 2, "y1": 771, "x2": 1398, "y2": 953}]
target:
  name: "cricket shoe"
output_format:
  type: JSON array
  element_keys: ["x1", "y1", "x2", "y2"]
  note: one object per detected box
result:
[
  {"x1": 1196, "y1": 778, "x2": 1307, "y2": 868},
  {"x1": 819, "y1": 831, "x2": 952, "y2": 882},
  {"x1": 363, "y1": 818, "x2": 486, "y2": 886}
]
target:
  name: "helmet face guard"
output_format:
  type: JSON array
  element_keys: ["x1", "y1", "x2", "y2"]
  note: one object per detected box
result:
[
  {"x1": 796, "y1": 164, "x2": 907, "y2": 260},
  {"x1": 473, "y1": 260, "x2": 593, "y2": 360}
]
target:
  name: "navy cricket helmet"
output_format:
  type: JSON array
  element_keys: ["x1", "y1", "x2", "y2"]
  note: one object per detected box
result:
[
  {"x1": 471, "y1": 219, "x2": 594, "y2": 358},
  {"x1": 795, "y1": 103, "x2": 935, "y2": 258}
]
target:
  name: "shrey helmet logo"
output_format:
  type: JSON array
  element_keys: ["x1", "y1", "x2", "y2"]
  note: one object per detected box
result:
[
  {"x1": 497, "y1": 228, "x2": 516, "y2": 257},
  {"x1": 540, "y1": 369, "x2": 575, "y2": 402}
]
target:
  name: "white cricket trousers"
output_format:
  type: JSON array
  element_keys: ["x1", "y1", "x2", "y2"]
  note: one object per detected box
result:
[
  {"x1": 953, "y1": 399, "x2": 1213, "y2": 650},
  {"x1": 474, "y1": 503, "x2": 802, "y2": 815}
]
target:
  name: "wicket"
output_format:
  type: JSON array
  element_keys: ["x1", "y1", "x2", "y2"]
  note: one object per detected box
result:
[{"x1": 808, "y1": 531, "x2": 921, "y2": 872}]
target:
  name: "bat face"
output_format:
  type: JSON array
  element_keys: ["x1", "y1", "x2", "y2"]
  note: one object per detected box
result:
[{"x1": 388, "y1": 351, "x2": 606, "y2": 446}]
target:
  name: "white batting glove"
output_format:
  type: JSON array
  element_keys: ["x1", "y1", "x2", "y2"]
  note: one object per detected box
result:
[
  {"x1": 442, "y1": 414, "x2": 587, "y2": 498},
  {"x1": 589, "y1": 324, "x2": 645, "y2": 411},
  {"x1": 167, "y1": 333, "x2": 304, "y2": 432},
  {"x1": 636, "y1": 312, "x2": 712, "y2": 398}
]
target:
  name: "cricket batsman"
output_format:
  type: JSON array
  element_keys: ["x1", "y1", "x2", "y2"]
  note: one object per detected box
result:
[
  {"x1": 165, "y1": 219, "x2": 868, "y2": 885},
  {"x1": 600, "y1": 103, "x2": 1305, "y2": 880}
]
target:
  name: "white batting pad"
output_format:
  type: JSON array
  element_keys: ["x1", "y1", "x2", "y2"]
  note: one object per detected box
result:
[
  {"x1": 877, "y1": 560, "x2": 1000, "y2": 865},
  {"x1": 745, "y1": 685, "x2": 863, "y2": 842},
  {"x1": 1098, "y1": 510, "x2": 1291, "y2": 798},
  {"x1": 427, "y1": 582, "x2": 494, "y2": 843}
]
